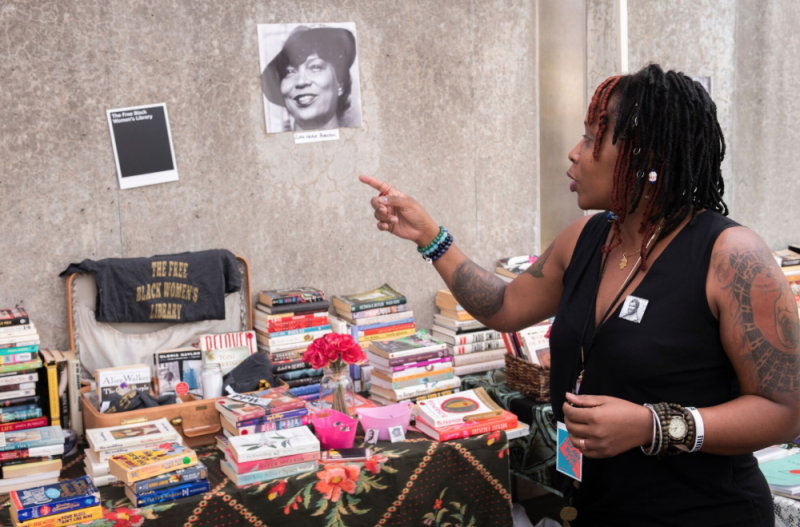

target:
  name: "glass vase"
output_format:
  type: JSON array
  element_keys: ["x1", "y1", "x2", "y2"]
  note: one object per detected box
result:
[{"x1": 320, "y1": 364, "x2": 356, "y2": 416}]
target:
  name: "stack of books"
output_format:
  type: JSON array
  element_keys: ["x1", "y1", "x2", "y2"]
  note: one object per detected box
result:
[
  {"x1": 414, "y1": 387, "x2": 519, "y2": 442},
  {"x1": 223, "y1": 425, "x2": 320, "y2": 487},
  {"x1": 367, "y1": 330, "x2": 460, "y2": 407},
  {"x1": 431, "y1": 291, "x2": 506, "y2": 376},
  {"x1": 494, "y1": 255, "x2": 538, "y2": 283},
  {"x1": 9, "y1": 476, "x2": 102, "y2": 527},
  {"x1": 507, "y1": 320, "x2": 552, "y2": 368},
  {"x1": 334, "y1": 284, "x2": 415, "y2": 349},
  {"x1": 84, "y1": 418, "x2": 181, "y2": 487},
  {"x1": 109, "y1": 442, "x2": 209, "y2": 506},
  {"x1": 254, "y1": 288, "x2": 331, "y2": 397},
  {"x1": 0, "y1": 309, "x2": 46, "y2": 431},
  {"x1": 215, "y1": 387, "x2": 310, "y2": 440},
  {"x1": 0, "y1": 426, "x2": 65, "y2": 494}
]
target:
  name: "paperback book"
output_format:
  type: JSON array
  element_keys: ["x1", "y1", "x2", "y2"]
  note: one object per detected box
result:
[
  {"x1": 221, "y1": 459, "x2": 317, "y2": 487},
  {"x1": 0, "y1": 308, "x2": 29, "y2": 328},
  {"x1": 125, "y1": 479, "x2": 210, "y2": 507},
  {"x1": 368, "y1": 330, "x2": 447, "y2": 360},
  {"x1": 154, "y1": 348, "x2": 203, "y2": 397},
  {"x1": 94, "y1": 364, "x2": 151, "y2": 413},
  {"x1": 0, "y1": 426, "x2": 64, "y2": 453},
  {"x1": 228, "y1": 426, "x2": 319, "y2": 463},
  {"x1": 85, "y1": 418, "x2": 179, "y2": 452},
  {"x1": 333, "y1": 284, "x2": 406, "y2": 314},
  {"x1": 108, "y1": 442, "x2": 198, "y2": 484},
  {"x1": 415, "y1": 388, "x2": 503, "y2": 428},
  {"x1": 200, "y1": 331, "x2": 257, "y2": 375},
  {"x1": 258, "y1": 288, "x2": 325, "y2": 306},
  {"x1": 11, "y1": 505, "x2": 102, "y2": 527},
  {"x1": 224, "y1": 450, "x2": 319, "y2": 474},
  {"x1": 11, "y1": 476, "x2": 100, "y2": 522},
  {"x1": 132, "y1": 461, "x2": 207, "y2": 495},
  {"x1": 414, "y1": 409, "x2": 518, "y2": 442}
]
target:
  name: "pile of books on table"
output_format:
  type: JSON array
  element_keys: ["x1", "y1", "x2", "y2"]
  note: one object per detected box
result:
[
  {"x1": 0, "y1": 426, "x2": 64, "y2": 495},
  {"x1": 110, "y1": 442, "x2": 208, "y2": 507},
  {"x1": 367, "y1": 330, "x2": 460, "y2": 407},
  {"x1": 414, "y1": 387, "x2": 519, "y2": 441},
  {"x1": 254, "y1": 288, "x2": 331, "y2": 399},
  {"x1": 431, "y1": 291, "x2": 506, "y2": 376},
  {"x1": 9, "y1": 476, "x2": 101, "y2": 527},
  {"x1": 215, "y1": 387, "x2": 310, "y2": 441},
  {"x1": 222, "y1": 425, "x2": 320, "y2": 487},
  {"x1": 494, "y1": 255, "x2": 538, "y2": 283},
  {"x1": 84, "y1": 418, "x2": 181, "y2": 487}
]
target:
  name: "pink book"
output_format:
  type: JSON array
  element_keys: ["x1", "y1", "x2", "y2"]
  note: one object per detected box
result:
[{"x1": 223, "y1": 449, "x2": 320, "y2": 474}]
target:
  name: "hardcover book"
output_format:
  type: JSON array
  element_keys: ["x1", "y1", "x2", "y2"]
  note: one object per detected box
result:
[
  {"x1": 94, "y1": 364, "x2": 151, "y2": 413},
  {"x1": 199, "y1": 331, "x2": 256, "y2": 375},
  {"x1": 221, "y1": 459, "x2": 317, "y2": 487},
  {"x1": 0, "y1": 426, "x2": 64, "y2": 453},
  {"x1": 258, "y1": 288, "x2": 325, "y2": 306},
  {"x1": 415, "y1": 388, "x2": 503, "y2": 428},
  {"x1": 414, "y1": 409, "x2": 518, "y2": 442},
  {"x1": 10, "y1": 505, "x2": 102, "y2": 527},
  {"x1": 108, "y1": 442, "x2": 198, "y2": 484},
  {"x1": 125, "y1": 479, "x2": 210, "y2": 507},
  {"x1": 332, "y1": 284, "x2": 406, "y2": 314},
  {"x1": 228, "y1": 426, "x2": 319, "y2": 463},
  {"x1": 368, "y1": 330, "x2": 447, "y2": 360},
  {"x1": 11, "y1": 476, "x2": 100, "y2": 522},
  {"x1": 85, "y1": 418, "x2": 179, "y2": 452},
  {"x1": 153, "y1": 347, "x2": 203, "y2": 397},
  {"x1": 0, "y1": 308, "x2": 29, "y2": 328},
  {"x1": 132, "y1": 461, "x2": 207, "y2": 495}
]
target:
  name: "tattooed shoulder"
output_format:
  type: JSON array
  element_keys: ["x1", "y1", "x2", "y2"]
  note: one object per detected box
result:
[
  {"x1": 711, "y1": 230, "x2": 800, "y2": 399},
  {"x1": 525, "y1": 242, "x2": 555, "y2": 279},
  {"x1": 451, "y1": 260, "x2": 507, "y2": 319}
]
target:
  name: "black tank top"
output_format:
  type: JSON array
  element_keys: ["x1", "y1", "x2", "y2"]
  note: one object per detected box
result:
[{"x1": 549, "y1": 211, "x2": 774, "y2": 527}]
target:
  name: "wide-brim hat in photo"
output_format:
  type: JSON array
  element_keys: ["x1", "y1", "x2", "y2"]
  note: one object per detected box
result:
[{"x1": 261, "y1": 26, "x2": 356, "y2": 107}]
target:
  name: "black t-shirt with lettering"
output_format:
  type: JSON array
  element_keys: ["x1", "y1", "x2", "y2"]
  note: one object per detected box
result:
[{"x1": 60, "y1": 249, "x2": 242, "y2": 323}]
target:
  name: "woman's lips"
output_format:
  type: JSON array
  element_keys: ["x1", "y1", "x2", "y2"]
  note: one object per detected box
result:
[
  {"x1": 567, "y1": 171, "x2": 577, "y2": 192},
  {"x1": 293, "y1": 94, "x2": 317, "y2": 107}
]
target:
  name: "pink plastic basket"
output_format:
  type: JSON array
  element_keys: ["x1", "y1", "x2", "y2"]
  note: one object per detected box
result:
[
  {"x1": 356, "y1": 401, "x2": 414, "y2": 441},
  {"x1": 311, "y1": 409, "x2": 358, "y2": 450}
]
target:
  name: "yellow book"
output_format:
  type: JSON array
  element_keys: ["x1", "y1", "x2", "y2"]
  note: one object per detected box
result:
[
  {"x1": 358, "y1": 328, "x2": 416, "y2": 343},
  {"x1": 108, "y1": 442, "x2": 198, "y2": 484},
  {"x1": 372, "y1": 367, "x2": 455, "y2": 384},
  {"x1": 12, "y1": 506, "x2": 102, "y2": 527}
]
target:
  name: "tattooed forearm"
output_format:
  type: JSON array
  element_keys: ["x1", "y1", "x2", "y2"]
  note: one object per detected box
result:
[
  {"x1": 713, "y1": 247, "x2": 800, "y2": 397},
  {"x1": 451, "y1": 260, "x2": 507, "y2": 319},
  {"x1": 525, "y1": 242, "x2": 554, "y2": 278}
]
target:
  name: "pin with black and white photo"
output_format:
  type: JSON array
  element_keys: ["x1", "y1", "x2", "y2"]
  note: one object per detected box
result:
[
  {"x1": 365, "y1": 428, "x2": 380, "y2": 444},
  {"x1": 388, "y1": 425, "x2": 406, "y2": 443},
  {"x1": 619, "y1": 295, "x2": 649, "y2": 324}
]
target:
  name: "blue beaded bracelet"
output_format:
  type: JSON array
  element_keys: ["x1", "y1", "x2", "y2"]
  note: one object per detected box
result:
[{"x1": 422, "y1": 233, "x2": 453, "y2": 264}]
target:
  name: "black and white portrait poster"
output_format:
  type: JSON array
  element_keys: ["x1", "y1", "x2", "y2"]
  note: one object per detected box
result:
[
  {"x1": 106, "y1": 103, "x2": 179, "y2": 189},
  {"x1": 258, "y1": 22, "x2": 363, "y2": 134}
]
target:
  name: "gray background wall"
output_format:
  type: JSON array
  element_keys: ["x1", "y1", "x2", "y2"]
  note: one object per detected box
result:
[
  {"x1": 0, "y1": 0, "x2": 539, "y2": 349},
  {"x1": 3, "y1": 1, "x2": 799, "y2": 350}
]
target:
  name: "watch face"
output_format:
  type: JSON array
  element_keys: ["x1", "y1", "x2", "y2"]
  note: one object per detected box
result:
[{"x1": 668, "y1": 417, "x2": 687, "y2": 440}]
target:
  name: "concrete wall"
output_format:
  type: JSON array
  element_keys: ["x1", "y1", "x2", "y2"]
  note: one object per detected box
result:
[
  {"x1": 731, "y1": 0, "x2": 800, "y2": 249},
  {"x1": 0, "y1": 1, "x2": 539, "y2": 350}
]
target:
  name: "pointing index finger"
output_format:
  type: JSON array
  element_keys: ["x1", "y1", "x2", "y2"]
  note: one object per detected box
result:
[{"x1": 359, "y1": 174, "x2": 389, "y2": 193}]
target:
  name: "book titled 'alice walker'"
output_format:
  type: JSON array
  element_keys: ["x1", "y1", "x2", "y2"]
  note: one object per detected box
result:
[{"x1": 94, "y1": 364, "x2": 151, "y2": 413}]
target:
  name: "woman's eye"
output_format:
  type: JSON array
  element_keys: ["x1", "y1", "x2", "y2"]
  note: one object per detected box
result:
[
  {"x1": 583, "y1": 134, "x2": 592, "y2": 143},
  {"x1": 310, "y1": 63, "x2": 324, "y2": 72},
  {"x1": 285, "y1": 67, "x2": 297, "y2": 76}
]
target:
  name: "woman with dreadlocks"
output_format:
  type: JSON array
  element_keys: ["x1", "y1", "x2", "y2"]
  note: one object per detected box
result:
[{"x1": 360, "y1": 64, "x2": 798, "y2": 526}]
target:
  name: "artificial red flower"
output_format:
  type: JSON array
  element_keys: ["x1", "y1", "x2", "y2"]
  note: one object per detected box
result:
[
  {"x1": 341, "y1": 341, "x2": 366, "y2": 365},
  {"x1": 267, "y1": 480, "x2": 286, "y2": 501},
  {"x1": 302, "y1": 345, "x2": 327, "y2": 370},
  {"x1": 314, "y1": 464, "x2": 361, "y2": 503},
  {"x1": 434, "y1": 499, "x2": 442, "y2": 510},
  {"x1": 103, "y1": 506, "x2": 145, "y2": 527}
]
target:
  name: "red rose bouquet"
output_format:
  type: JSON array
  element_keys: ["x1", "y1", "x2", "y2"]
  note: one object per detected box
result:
[{"x1": 302, "y1": 334, "x2": 366, "y2": 415}]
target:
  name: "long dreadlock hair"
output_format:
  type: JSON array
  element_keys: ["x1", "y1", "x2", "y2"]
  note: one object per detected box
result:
[{"x1": 587, "y1": 64, "x2": 728, "y2": 269}]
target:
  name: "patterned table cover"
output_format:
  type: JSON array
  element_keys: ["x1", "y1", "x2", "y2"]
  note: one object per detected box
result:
[
  {"x1": 0, "y1": 430, "x2": 512, "y2": 527},
  {"x1": 775, "y1": 494, "x2": 800, "y2": 526}
]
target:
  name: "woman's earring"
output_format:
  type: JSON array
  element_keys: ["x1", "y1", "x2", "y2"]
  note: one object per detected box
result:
[
  {"x1": 648, "y1": 169, "x2": 657, "y2": 185},
  {"x1": 606, "y1": 212, "x2": 619, "y2": 222}
]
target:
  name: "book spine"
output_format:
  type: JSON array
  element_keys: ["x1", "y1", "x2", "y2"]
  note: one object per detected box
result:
[
  {"x1": 67, "y1": 358, "x2": 83, "y2": 440},
  {"x1": 0, "y1": 345, "x2": 39, "y2": 357},
  {"x1": 217, "y1": 404, "x2": 264, "y2": 423},
  {"x1": 413, "y1": 388, "x2": 461, "y2": 402},
  {"x1": 452, "y1": 349, "x2": 507, "y2": 366},
  {"x1": 12, "y1": 506, "x2": 102, "y2": 527},
  {"x1": 15, "y1": 494, "x2": 101, "y2": 522},
  {"x1": 350, "y1": 297, "x2": 406, "y2": 314},
  {"x1": 44, "y1": 363, "x2": 60, "y2": 427},
  {"x1": 0, "y1": 360, "x2": 42, "y2": 373},
  {"x1": 0, "y1": 324, "x2": 33, "y2": 334},
  {"x1": 383, "y1": 344, "x2": 448, "y2": 360},
  {"x1": 377, "y1": 349, "x2": 451, "y2": 367},
  {"x1": 380, "y1": 372, "x2": 455, "y2": 390},
  {"x1": 385, "y1": 357, "x2": 452, "y2": 372},
  {"x1": 233, "y1": 460, "x2": 318, "y2": 486},
  {"x1": 0, "y1": 372, "x2": 38, "y2": 387},
  {"x1": 434, "y1": 416, "x2": 517, "y2": 441},
  {"x1": 270, "y1": 360, "x2": 308, "y2": 374},
  {"x1": 377, "y1": 365, "x2": 452, "y2": 382},
  {"x1": 298, "y1": 392, "x2": 321, "y2": 401},
  {"x1": 133, "y1": 463, "x2": 208, "y2": 494},
  {"x1": 255, "y1": 317, "x2": 330, "y2": 334},
  {"x1": 349, "y1": 305, "x2": 409, "y2": 320},
  {"x1": 392, "y1": 378, "x2": 461, "y2": 399},
  {"x1": 359, "y1": 328, "x2": 416, "y2": 343},
  {"x1": 236, "y1": 444, "x2": 318, "y2": 463},
  {"x1": 236, "y1": 407, "x2": 308, "y2": 427},
  {"x1": 0, "y1": 382, "x2": 35, "y2": 392},
  {"x1": 0, "y1": 352, "x2": 35, "y2": 364},
  {"x1": 235, "y1": 416, "x2": 310, "y2": 435},
  {"x1": 0, "y1": 313, "x2": 28, "y2": 328},
  {"x1": 0, "y1": 388, "x2": 36, "y2": 401},
  {"x1": 0, "y1": 333, "x2": 38, "y2": 345},
  {"x1": 254, "y1": 312, "x2": 328, "y2": 325},
  {"x1": 261, "y1": 341, "x2": 313, "y2": 353},
  {"x1": 449, "y1": 339, "x2": 506, "y2": 355},
  {"x1": 282, "y1": 376, "x2": 323, "y2": 388},
  {"x1": 269, "y1": 350, "x2": 302, "y2": 362},
  {"x1": 132, "y1": 480, "x2": 210, "y2": 506},
  {"x1": 0, "y1": 416, "x2": 47, "y2": 433},
  {"x1": 355, "y1": 317, "x2": 415, "y2": 332},
  {"x1": 0, "y1": 395, "x2": 39, "y2": 408},
  {"x1": 263, "y1": 324, "x2": 331, "y2": 338},
  {"x1": 288, "y1": 384, "x2": 320, "y2": 396},
  {"x1": 448, "y1": 331, "x2": 503, "y2": 346},
  {"x1": 276, "y1": 368, "x2": 323, "y2": 381},
  {"x1": 264, "y1": 329, "x2": 331, "y2": 347},
  {"x1": 0, "y1": 435, "x2": 61, "y2": 453},
  {"x1": 453, "y1": 359, "x2": 507, "y2": 376},
  {"x1": 356, "y1": 322, "x2": 416, "y2": 338},
  {"x1": 229, "y1": 451, "x2": 319, "y2": 474},
  {"x1": 0, "y1": 408, "x2": 41, "y2": 424},
  {"x1": 91, "y1": 430, "x2": 178, "y2": 453},
  {"x1": 122, "y1": 451, "x2": 199, "y2": 483}
]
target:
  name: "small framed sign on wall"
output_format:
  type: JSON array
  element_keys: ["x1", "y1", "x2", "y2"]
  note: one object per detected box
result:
[{"x1": 106, "y1": 103, "x2": 179, "y2": 189}]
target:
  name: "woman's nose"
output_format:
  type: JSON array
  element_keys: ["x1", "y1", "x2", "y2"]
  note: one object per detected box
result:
[
  {"x1": 294, "y1": 68, "x2": 311, "y2": 88},
  {"x1": 568, "y1": 142, "x2": 581, "y2": 164}
]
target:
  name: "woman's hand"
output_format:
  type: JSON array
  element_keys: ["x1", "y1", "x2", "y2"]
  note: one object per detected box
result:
[
  {"x1": 562, "y1": 392, "x2": 653, "y2": 459},
  {"x1": 359, "y1": 175, "x2": 439, "y2": 246}
]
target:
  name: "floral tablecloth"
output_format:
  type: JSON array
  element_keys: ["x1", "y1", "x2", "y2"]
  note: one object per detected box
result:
[
  {"x1": 776, "y1": 494, "x2": 800, "y2": 527},
  {"x1": 0, "y1": 430, "x2": 512, "y2": 527}
]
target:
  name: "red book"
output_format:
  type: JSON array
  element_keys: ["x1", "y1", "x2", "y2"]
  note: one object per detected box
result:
[
  {"x1": 265, "y1": 317, "x2": 330, "y2": 333},
  {"x1": 359, "y1": 322, "x2": 417, "y2": 337},
  {"x1": 0, "y1": 417, "x2": 48, "y2": 433},
  {"x1": 414, "y1": 410, "x2": 519, "y2": 442},
  {"x1": 224, "y1": 449, "x2": 320, "y2": 474}
]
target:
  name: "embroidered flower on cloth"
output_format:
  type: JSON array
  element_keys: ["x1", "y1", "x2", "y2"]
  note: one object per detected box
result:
[
  {"x1": 103, "y1": 506, "x2": 145, "y2": 527},
  {"x1": 268, "y1": 480, "x2": 286, "y2": 501},
  {"x1": 314, "y1": 464, "x2": 361, "y2": 503}
]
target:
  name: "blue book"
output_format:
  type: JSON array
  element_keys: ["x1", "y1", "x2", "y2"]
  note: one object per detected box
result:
[
  {"x1": 276, "y1": 367, "x2": 324, "y2": 381},
  {"x1": 0, "y1": 403, "x2": 38, "y2": 415},
  {"x1": 289, "y1": 384, "x2": 320, "y2": 396},
  {"x1": 236, "y1": 407, "x2": 309, "y2": 428},
  {"x1": 0, "y1": 426, "x2": 63, "y2": 452},
  {"x1": 0, "y1": 407, "x2": 42, "y2": 424},
  {"x1": 267, "y1": 325, "x2": 332, "y2": 338},
  {"x1": 133, "y1": 462, "x2": 208, "y2": 494},
  {"x1": 220, "y1": 460, "x2": 318, "y2": 487},
  {"x1": 11, "y1": 476, "x2": 100, "y2": 521},
  {"x1": 126, "y1": 479, "x2": 210, "y2": 507}
]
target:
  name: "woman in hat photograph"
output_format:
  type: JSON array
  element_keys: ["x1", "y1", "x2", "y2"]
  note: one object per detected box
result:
[{"x1": 259, "y1": 23, "x2": 363, "y2": 133}]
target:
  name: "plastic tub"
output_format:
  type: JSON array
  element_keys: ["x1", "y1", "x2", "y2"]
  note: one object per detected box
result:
[
  {"x1": 311, "y1": 409, "x2": 358, "y2": 450},
  {"x1": 356, "y1": 401, "x2": 414, "y2": 441}
]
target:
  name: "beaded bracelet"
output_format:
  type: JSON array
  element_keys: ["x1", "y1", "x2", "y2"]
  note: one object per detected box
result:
[
  {"x1": 417, "y1": 227, "x2": 447, "y2": 254},
  {"x1": 422, "y1": 233, "x2": 454, "y2": 264}
]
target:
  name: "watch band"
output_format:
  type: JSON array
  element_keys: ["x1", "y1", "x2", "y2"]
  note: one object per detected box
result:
[{"x1": 686, "y1": 407, "x2": 704, "y2": 453}]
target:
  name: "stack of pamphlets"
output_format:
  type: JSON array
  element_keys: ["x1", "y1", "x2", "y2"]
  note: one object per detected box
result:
[
  {"x1": 223, "y1": 426, "x2": 320, "y2": 487},
  {"x1": 0, "y1": 426, "x2": 64, "y2": 494},
  {"x1": 414, "y1": 388, "x2": 518, "y2": 442},
  {"x1": 9, "y1": 476, "x2": 101, "y2": 527},
  {"x1": 431, "y1": 291, "x2": 506, "y2": 376},
  {"x1": 494, "y1": 255, "x2": 538, "y2": 283},
  {"x1": 367, "y1": 330, "x2": 460, "y2": 407},
  {"x1": 215, "y1": 387, "x2": 310, "y2": 439},
  {"x1": 109, "y1": 443, "x2": 208, "y2": 506},
  {"x1": 255, "y1": 288, "x2": 331, "y2": 397},
  {"x1": 84, "y1": 418, "x2": 181, "y2": 487}
]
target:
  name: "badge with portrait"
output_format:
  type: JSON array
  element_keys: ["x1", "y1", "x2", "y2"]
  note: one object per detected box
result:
[
  {"x1": 556, "y1": 421, "x2": 583, "y2": 481},
  {"x1": 619, "y1": 295, "x2": 649, "y2": 324}
]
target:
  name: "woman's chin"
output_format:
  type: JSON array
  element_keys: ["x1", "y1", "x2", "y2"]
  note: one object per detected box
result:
[{"x1": 576, "y1": 193, "x2": 609, "y2": 211}]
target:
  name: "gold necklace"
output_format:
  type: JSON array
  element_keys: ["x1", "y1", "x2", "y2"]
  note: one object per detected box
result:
[{"x1": 619, "y1": 249, "x2": 641, "y2": 270}]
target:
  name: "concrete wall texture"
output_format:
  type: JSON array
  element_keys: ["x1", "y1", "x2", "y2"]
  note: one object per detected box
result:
[{"x1": 0, "y1": 1, "x2": 539, "y2": 349}]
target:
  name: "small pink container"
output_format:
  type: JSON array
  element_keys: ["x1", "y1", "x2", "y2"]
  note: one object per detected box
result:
[
  {"x1": 356, "y1": 402, "x2": 415, "y2": 441},
  {"x1": 311, "y1": 409, "x2": 358, "y2": 450}
]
